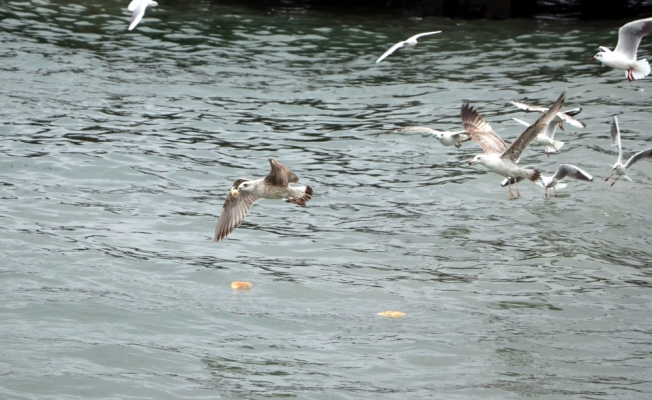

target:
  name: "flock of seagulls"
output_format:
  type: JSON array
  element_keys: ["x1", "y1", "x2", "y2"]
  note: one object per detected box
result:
[{"x1": 198, "y1": 12, "x2": 652, "y2": 242}]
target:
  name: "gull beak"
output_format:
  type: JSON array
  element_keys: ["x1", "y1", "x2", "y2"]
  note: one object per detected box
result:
[
  {"x1": 230, "y1": 187, "x2": 239, "y2": 198},
  {"x1": 469, "y1": 160, "x2": 476, "y2": 166},
  {"x1": 590, "y1": 56, "x2": 596, "y2": 61}
]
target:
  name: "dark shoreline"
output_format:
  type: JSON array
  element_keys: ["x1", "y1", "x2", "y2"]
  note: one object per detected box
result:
[{"x1": 216, "y1": 0, "x2": 652, "y2": 20}]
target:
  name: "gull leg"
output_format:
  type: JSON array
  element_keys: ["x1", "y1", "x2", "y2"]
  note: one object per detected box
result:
[
  {"x1": 611, "y1": 177, "x2": 619, "y2": 186},
  {"x1": 627, "y1": 68, "x2": 633, "y2": 82},
  {"x1": 544, "y1": 187, "x2": 548, "y2": 198},
  {"x1": 605, "y1": 170, "x2": 615, "y2": 181},
  {"x1": 553, "y1": 187, "x2": 558, "y2": 198},
  {"x1": 507, "y1": 179, "x2": 514, "y2": 199},
  {"x1": 514, "y1": 179, "x2": 521, "y2": 198},
  {"x1": 545, "y1": 148, "x2": 549, "y2": 158}
]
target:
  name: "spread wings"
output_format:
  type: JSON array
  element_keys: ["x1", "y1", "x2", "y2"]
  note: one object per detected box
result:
[
  {"x1": 213, "y1": 178, "x2": 260, "y2": 242},
  {"x1": 461, "y1": 104, "x2": 508, "y2": 155}
]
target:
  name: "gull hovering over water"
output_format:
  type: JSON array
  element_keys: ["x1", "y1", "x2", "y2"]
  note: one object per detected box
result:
[
  {"x1": 128, "y1": 0, "x2": 158, "y2": 31},
  {"x1": 214, "y1": 159, "x2": 313, "y2": 242},
  {"x1": 375, "y1": 31, "x2": 441, "y2": 63},
  {"x1": 463, "y1": 91, "x2": 566, "y2": 198},
  {"x1": 502, "y1": 164, "x2": 593, "y2": 197},
  {"x1": 591, "y1": 17, "x2": 652, "y2": 81},
  {"x1": 605, "y1": 116, "x2": 652, "y2": 186},
  {"x1": 392, "y1": 126, "x2": 470, "y2": 148}
]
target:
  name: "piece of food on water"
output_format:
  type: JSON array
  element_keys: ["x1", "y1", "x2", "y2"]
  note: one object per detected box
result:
[
  {"x1": 377, "y1": 311, "x2": 406, "y2": 318},
  {"x1": 230, "y1": 281, "x2": 252, "y2": 290},
  {"x1": 230, "y1": 187, "x2": 239, "y2": 198}
]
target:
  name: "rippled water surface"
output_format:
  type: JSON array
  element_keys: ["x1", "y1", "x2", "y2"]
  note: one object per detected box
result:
[{"x1": 2, "y1": 1, "x2": 652, "y2": 399}]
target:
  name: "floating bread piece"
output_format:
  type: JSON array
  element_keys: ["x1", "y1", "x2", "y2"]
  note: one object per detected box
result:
[
  {"x1": 230, "y1": 187, "x2": 239, "y2": 198},
  {"x1": 377, "y1": 311, "x2": 406, "y2": 318},
  {"x1": 230, "y1": 281, "x2": 252, "y2": 290}
]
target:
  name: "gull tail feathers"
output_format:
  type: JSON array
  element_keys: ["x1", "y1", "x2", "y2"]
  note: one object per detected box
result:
[
  {"x1": 285, "y1": 186, "x2": 313, "y2": 207},
  {"x1": 526, "y1": 168, "x2": 541, "y2": 182},
  {"x1": 631, "y1": 59, "x2": 651, "y2": 80}
]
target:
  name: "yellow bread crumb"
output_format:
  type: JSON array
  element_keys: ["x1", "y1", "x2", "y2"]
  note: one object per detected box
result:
[
  {"x1": 230, "y1": 281, "x2": 252, "y2": 290},
  {"x1": 377, "y1": 311, "x2": 406, "y2": 318}
]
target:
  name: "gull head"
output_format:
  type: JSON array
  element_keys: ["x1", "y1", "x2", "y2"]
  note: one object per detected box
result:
[
  {"x1": 230, "y1": 187, "x2": 239, "y2": 198},
  {"x1": 591, "y1": 47, "x2": 610, "y2": 62},
  {"x1": 237, "y1": 180, "x2": 255, "y2": 193},
  {"x1": 469, "y1": 155, "x2": 484, "y2": 166}
]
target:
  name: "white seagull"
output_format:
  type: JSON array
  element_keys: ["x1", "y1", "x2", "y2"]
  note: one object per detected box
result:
[
  {"x1": 214, "y1": 159, "x2": 313, "y2": 242},
  {"x1": 375, "y1": 31, "x2": 441, "y2": 63},
  {"x1": 463, "y1": 91, "x2": 566, "y2": 198},
  {"x1": 128, "y1": 0, "x2": 158, "y2": 31},
  {"x1": 605, "y1": 116, "x2": 652, "y2": 186},
  {"x1": 510, "y1": 100, "x2": 586, "y2": 130},
  {"x1": 512, "y1": 117, "x2": 564, "y2": 157},
  {"x1": 392, "y1": 126, "x2": 470, "y2": 148},
  {"x1": 501, "y1": 164, "x2": 593, "y2": 198},
  {"x1": 591, "y1": 17, "x2": 652, "y2": 81}
]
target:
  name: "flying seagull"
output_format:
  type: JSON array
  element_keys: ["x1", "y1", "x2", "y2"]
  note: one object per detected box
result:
[
  {"x1": 501, "y1": 164, "x2": 593, "y2": 198},
  {"x1": 510, "y1": 100, "x2": 586, "y2": 130},
  {"x1": 375, "y1": 31, "x2": 441, "y2": 63},
  {"x1": 128, "y1": 0, "x2": 158, "y2": 31},
  {"x1": 392, "y1": 126, "x2": 470, "y2": 148},
  {"x1": 605, "y1": 116, "x2": 652, "y2": 185},
  {"x1": 591, "y1": 17, "x2": 652, "y2": 81},
  {"x1": 214, "y1": 158, "x2": 313, "y2": 242},
  {"x1": 512, "y1": 117, "x2": 564, "y2": 157},
  {"x1": 463, "y1": 91, "x2": 566, "y2": 198}
]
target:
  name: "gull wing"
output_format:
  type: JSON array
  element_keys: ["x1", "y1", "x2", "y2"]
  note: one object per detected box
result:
[
  {"x1": 511, "y1": 101, "x2": 547, "y2": 113},
  {"x1": 406, "y1": 31, "x2": 442, "y2": 42},
  {"x1": 392, "y1": 126, "x2": 438, "y2": 134},
  {"x1": 512, "y1": 117, "x2": 530, "y2": 127},
  {"x1": 128, "y1": 1, "x2": 147, "y2": 30},
  {"x1": 611, "y1": 116, "x2": 623, "y2": 165},
  {"x1": 501, "y1": 91, "x2": 566, "y2": 163},
  {"x1": 461, "y1": 104, "x2": 508, "y2": 155},
  {"x1": 557, "y1": 112, "x2": 586, "y2": 128},
  {"x1": 624, "y1": 148, "x2": 652, "y2": 169},
  {"x1": 553, "y1": 164, "x2": 593, "y2": 182},
  {"x1": 561, "y1": 107, "x2": 582, "y2": 117},
  {"x1": 265, "y1": 158, "x2": 299, "y2": 186},
  {"x1": 128, "y1": 0, "x2": 141, "y2": 12},
  {"x1": 376, "y1": 41, "x2": 406, "y2": 63},
  {"x1": 214, "y1": 179, "x2": 260, "y2": 242},
  {"x1": 615, "y1": 17, "x2": 652, "y2": 60}
]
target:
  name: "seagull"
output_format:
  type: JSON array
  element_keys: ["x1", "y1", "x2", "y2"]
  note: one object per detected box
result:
[
  {"x1": 213, "y1": 159, "x2": 313, "y2": 242},
  {"x1": 510, "y1": 100, "x2": 586, "y2": 130},
  {"x1": 501, "y1": 164, "x2": 593, "y2": 197},
  {"x1": 605, "y1": 116, "x2": 652, "y2": 186},
  {"x1": 128, "y1": 0, "x2": 158, "y2": 31},
  {"x1": 591, "y1": 17, "x2": 652, "y2": 81},
  {"x1": 512, "y1": 117, "x2": 565, "y2": 157},
  {"x1": 375, "y1": 31, "x2": 441, "y2": 63},
  {"x1": 463, "y1": 91, "x2": 566, "y2": 198},
  {"x1": 392, "y1": 126, "x2": 470, "y2": 148}
]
